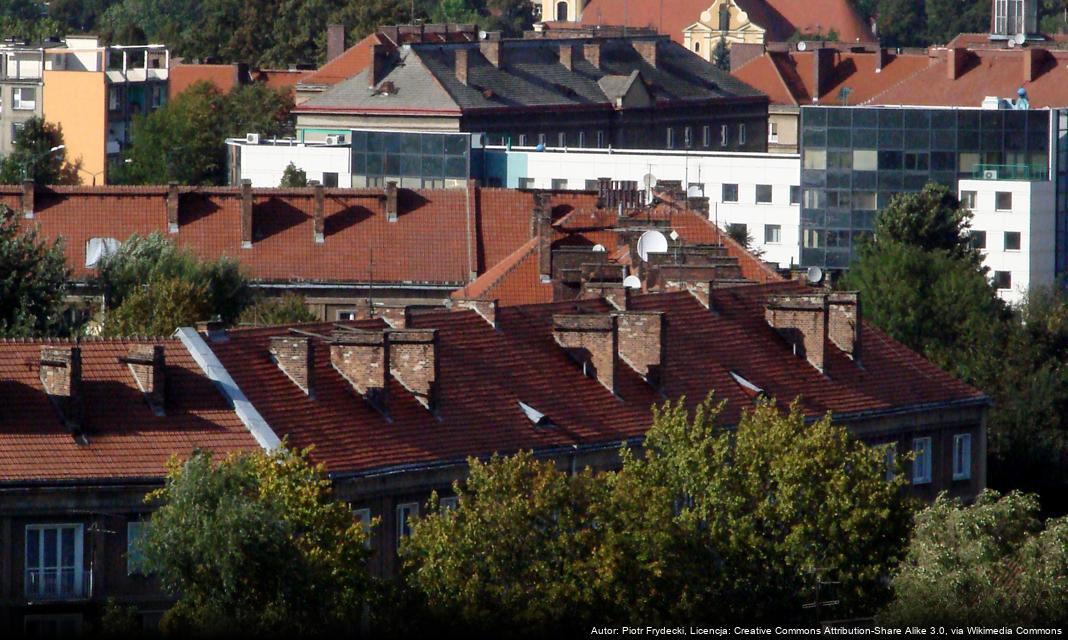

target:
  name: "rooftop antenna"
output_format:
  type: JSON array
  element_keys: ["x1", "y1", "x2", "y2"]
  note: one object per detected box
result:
[{"x1": 368, "y1": 247, "x2": 376, "y2": 317}]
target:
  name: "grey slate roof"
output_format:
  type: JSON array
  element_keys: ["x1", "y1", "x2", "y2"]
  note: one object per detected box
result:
[{"x1": 297, "y1": 36, "x2": 765, "y2": 115}]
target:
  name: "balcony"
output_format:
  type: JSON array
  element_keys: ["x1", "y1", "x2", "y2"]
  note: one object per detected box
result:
[
  {"x1": 971, "y1": 163, "x2": 1049, "y2": 181},
  {"x1": 24, "y1": 568, "x2": 90, "y2": 602}
]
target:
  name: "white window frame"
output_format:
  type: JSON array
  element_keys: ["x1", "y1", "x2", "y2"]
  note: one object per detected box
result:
[
  {"x1": 702, "y1": 125, "x2": 711, "y2": 147},
  {"x1": 764, "y1": 224, "x2": 781, "y2": 244},
  {"x1": 995, "y1": 191, "x2": 1013, "y2": 211},
  {"x1": 739, "y1": 123, "x2": 747, "y2": 145},
  {"x1": 882, "y1": 443, "x2": 897, "y2": 481},
  {"x1": 13, "y1": 86, "x2": 36, "y2": 110},
  {"x1": 337, "y1": 310, "x2": 357, "y2": 321},
  {"x1": 960, "y1": 190, "x2": 977, "y2": 209},
  {"x1": 396, "y1": 502, "x2": 419, "y2": 544},
  {"x1": 912, "y1": 437, "x2": 932, "y2": 485},
  {"x1": 1003, "y1": 231, "x2": 1021, "y2": 252},
  {"x1": 353, "y1": 508, "x2": 372, "y2": 549},
  {"x1": 683, "y1": 126, "x2": 693, "y2": 148},
  {"x1": 755, "y1": 184, "x2": 773, "y2": 204},
  {"x1": 768, "y1": 121, "x2": 779, "y2": 143},
  {"x1": 720, "y1": 124, "x2": 729, "y2": 147},
  {"x1": 666, "y1": 127, "x2": 675, "y2": 149},
  {"x1": 596, "y1": 130, "x2": 605, "y2": 148},
  {"x1": 126, "y1": 521, "x2": 147, "y2": 576},
  {"x1": 24, "y1": 524, "x2": 85, "y2": 600},
  {"x1": 953, "y1": 434, "x2": 972, "y2": 481}
]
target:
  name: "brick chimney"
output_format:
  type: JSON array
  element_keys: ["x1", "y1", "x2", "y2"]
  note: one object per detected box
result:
[
  {"x1": 614, "y1": 311, "x2": 665, "y2": 387},
  {"x1": 270, "y1": 336, "x2": 314, "y2": 395},
  {"x1": 1023, "y1": 47, "x2": 1048, "y2": 83},
  {"x1": 166, "y1": 181, "x2": 179, "y2": 233},
  {"x1": 947, "y1": 47, "x2": 968, "y2": 80},
  {"x1": 455, "y1": 48, "x2": 470, "y2": 85},
  {"x1": 331, "y1": 332, "x2": 389, "y2": 415},
  {"x1": 813, "y1": 47, "x2": 836, "y2": 100},
  {"x1": 480, "y1": 40, "x2": 503, "y2": 68},
  {"x1": 765, "y1": 294, "x2": 829, "y2": 373},
  {"x1": 312, "y1": 181, "x2": 325, "y2": 243},
  {"x1": 125, "y1": 344, "x2": 166, "y2": 414},
  {"x1": 635, "y1": 40, "x2": 658, "y2": 68},
  {"x1": 385, "y1": 181, "x2": 398, "y2": 222},
  {"x1": 389, "y1": 329, "x2": 439, "y2": 411},
  {"x1": 326, "y1": 24, "x2": 345, "y2": 63},
  {"x1": 559, "y1": 44, "x2": 574, "y2": 70},
  {"x1": 240, "y1": 179, "x2": 253, "y2": 248},
  {"x1": 532, "y1": 192, "x2": 552, "y2": 279},
  {"x1": 828, "y1": 291, "x2": 861, "y2": 362},
  {"x1": 552, "y1": 314, "x2": 618, "y2": 395},
  {"x1": 875, "y1": 48, "x2": 889, "y2": 73},
  {"x1": 40, "y1": 346, "x2": 83, "y2": 433},
  {"x1": 21, "y1": 179, "x2": 34, "y2": 218},
  {"x1": 453, "y1": 298, "x2": 498, "y2": 328},
  {"x1": 584, "y1": 41, "x2": 601, "y2": 69}
]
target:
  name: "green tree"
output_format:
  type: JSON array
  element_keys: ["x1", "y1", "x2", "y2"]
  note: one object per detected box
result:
[
  {"x1": 0, "y1": 117, "x2": 80, "y2": 185},
  {"x1": 712, "y1": 36, "x2": 730, "y2": 70},
  {"x1": 238, "y1": 293, "x2": 318, "y2": 326},
  {"x1": 142, "y1": 447, "x2": 375, "y2": 636},
  {"x1": 279, "y1": 162, "x2": 308, "y2": 187},
  {"x1": 225, "y1": 83, "x2": 295, "y2": 139},
  {"x1": 874, "y1": 183, "x2": 979, "y2": 262},
  {"x1": 103, "y1": 275, "x2": 211, "y2": 336},
  {"x1": 0, "y1": 207, "x2": 69, "y2": 337},
  {"x1": 430, "y1": 0, "x2": 480, "y2": 23},
  {"x1": 881, "y1": 490, "x2": 1068, "y2": 626}
]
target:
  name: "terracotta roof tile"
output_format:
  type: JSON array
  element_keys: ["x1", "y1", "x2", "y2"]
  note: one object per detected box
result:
[{"x1": 300, "y1": 33, "x2": 384, "y2": 86}]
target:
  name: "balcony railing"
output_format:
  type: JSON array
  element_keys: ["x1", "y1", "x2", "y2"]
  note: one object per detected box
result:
[
  {"x1": 971, "y1": 163, "x2": 1049, "y2": 181},
  {"x1": 24, "y1": 568, "x2": 90, "y2": 601}
]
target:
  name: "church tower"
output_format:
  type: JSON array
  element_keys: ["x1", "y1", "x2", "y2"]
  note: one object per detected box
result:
[
  {"x1": 538, "y1": 0, "x2": 589, "y2": 22},
  {"x1": 990, "y1": 0, "x2": 1039, "y2": 41}
]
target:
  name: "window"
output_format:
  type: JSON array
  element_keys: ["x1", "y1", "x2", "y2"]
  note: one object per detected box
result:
[
  {"x1": 337, "y1": 310, "x2": 356, "y2": 321},
  {"x1": 961, "y1": 190, "x2": 977, "y2": 209},
  {"x1": 683, "y1": 126, "x2": 693, "y2": 148},
  {"x1": 353, "y1": 508, "x2": 372, "y2": 549},
  {"x1": 322, "y1": 172, "x2": 339, "y2": 188},
  {"x1": 126, "y1": 521, "x2": 148, "y2": 576},
  {"x1": 828, "y1": 151, "x2": 852, "y2": 170},
  {"x1": 852, "y1": 149, "x2": 877, "y2": 171},
  {"x1": 755, "y1": 184, "x2": 772, "y2": 204},
  {"x1": 25, "y1": 524, "x2": 85, "y2": 599},
  {"x1": 970, "y1": 230, "x2": 987, "y2": 250},
  {"x1": 996, "y1": 192, "x2": 1013, "y2": 211},
  {"x1": 912, "y1": 437, "x2": 932, "y2": 485},
  {"x1": 537, "y1": 133, "x2": 546, "y2": 146},
  {"x1": 551, "y1": 178, "x2": 568, "y2": 190},
  {"x1": 694, "y1": 42, "x2": 700, "y2": 53},
  {"x1": 518, "y1": 177, "x2": 535, "y2": 189},
  {"x1": 721, "y1": 183, "x2": 738, "y2": 202},
  {"x1": 577, "y1": 131, "x2": 585, "y2": 147},
  {"x1": 518, "y1": 134, "x2": 527, "y2": 146},
  {"x1": 720, "y1": 124, "x2": 729, "y2": 147},
  {"x1": 13, "y1": 86, "x2": 36, "y2": 110},
  {"x1": 151, "y1": 84, "x2": 164, "y2": 108},
  {"x1": 396, "y1": 503, "x2": 418, "y2": 543},
  {"x1": 108, "y1": 87, "x2": 120, "y2": 111},
  {"x1": 904, "y1": 152, "x2": 929, "y2": 171},
  {"x1": 768, "y1": 121, "x2": 779, "y2": 143},
  {"x1": 789, "y1": 185, "x2": 801, "y2": 205},
  {"x1": 764, "y1": 224, "x2": 781, "y2": 244},
  {"x1": 953, "y1": 434, "x2": 972, "y2": 481},
  {"x1": 854, "y1": 192, "x2": 877, "y2": 210},
  {"x1": 84, "y1": 237, "x2": 121, "y2": 268},
  {"x1": 666, "y1": 128, "x2": 675, "y2": 149},
  {"x1": 596, "y1": 130, "x2": 605, "y2": 148},
  {"x1": 803, "y1": 228, "x2": 822, "y2": 248},
  {"x1": 584, "y1": 179, "x2": 599, "y2": 190},
  {"x1": 718, "y1": 3, "x2": 731, "y2": 30},
  {"x1": 993, "y1": 271, "x2": 1012, "y2": 289},
  {"x1": 702, "y1": 125, "x2": 711, "y2": 147},
  {"x1": 803, "y1": 189, "x2": 822, "y2": 209},
  {"x1": 803, "y1": 149, "x2": 826, "y2": 170},
  {"x1": 883, "y1": 444, "x2": 896, "y2": 481},
  {"x1": 439, "y1": 496, "x2": 459, "y2": 510},
  {"x1": 738, "y1": 124, "x2": 746, "y2": 145},
  {"x1": 1004, "y1": 231, "x2": 1021, "y2": 251},
  {"x1": 557, "y1": 132, "x2": 566, "y2": 147},
  {"x1": 556, "y1": 0, "x2": 568, "y2": 21}
]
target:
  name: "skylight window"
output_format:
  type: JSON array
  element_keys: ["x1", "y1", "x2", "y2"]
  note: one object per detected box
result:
[
  {"x1": 729, "y1": 371, "x2": 765, "y2": 400},
  {"x1": 518, "y1": 401, "x2": 556, "y2": 428}
]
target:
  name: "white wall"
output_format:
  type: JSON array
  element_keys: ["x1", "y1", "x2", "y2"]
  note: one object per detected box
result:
[
  {"x1": 230, "y1": 141, "x2": 352, "y2": 187},
  {"x1": 960, "y1": 179, "x2": 1056, "y2": 305}
]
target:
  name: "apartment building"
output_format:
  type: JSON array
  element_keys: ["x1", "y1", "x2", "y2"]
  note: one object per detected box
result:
[{"x1": 0, "y1": 41, "x2": 62, "y2": 156}]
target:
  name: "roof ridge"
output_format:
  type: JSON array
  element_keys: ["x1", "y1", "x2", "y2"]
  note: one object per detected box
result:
[{"x1": 453, "y1": 236, "x2": 540, "y2": 300}]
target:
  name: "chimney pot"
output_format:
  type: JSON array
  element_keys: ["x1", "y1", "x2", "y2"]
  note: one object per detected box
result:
[
  {"x1": 331, "y1": 332, "x2": 389, "y2": 415},
  {"x1": 240, "y1": 179, "x2": 253, "y2": 248},
  {"x1": 552, "y1": 314, "x2": 618, "y2": 395},
  {"x1": 765, "y1": 294, "x2": 829, "y2": 372},
  {"x1": 166, "y1": 181, "x2": 179, "y2": 233},
  {"x1": 270, "y1": 336, "x2": 314, "y2": 395},
  {"x1": 21, "y1": 179, "x2": 34, "y2": 219},
  {"x1": 40, "y1": 346, "x2": 83, "y2": 433},
  {"x1": 312, "y1": 181, "x2": 325, "y2": 243},
  {"x1": 126, "y1": 344, "x2": 166, "y2": 414},
  {"x1": 385, "y1": 181, "x2": 398, "y2": 221}
]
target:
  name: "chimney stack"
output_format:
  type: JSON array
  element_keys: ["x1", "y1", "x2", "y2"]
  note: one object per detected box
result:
[
  {"x1": 369, "y1": 43, "x2": 390, "y2": 88},
  {"x1": 584, "y1": 41, "x2": 601, "y2": 69},
  {"x1": 532, "y1": 192, "x2": 552, "y2": 279},
  {"x1": 876, "y1": 48, "x2": 889, "y2": 73},
  {"x1": 559, "y1": 44, "x2": 574, "y2": 70},
  {"x1": 480, "y1": 40, "x2": 503, "y2": 68},
  {"x1": 614, "y1": 311, "x2": 665, "y2": 387},
  {"x1": 827, "y1": 291, "x2": 861, "y2": 362},
  {"x1": 166, "y1": 181, "x2": 179, "y2": 233},
  {"x1": 125, "y1": 344, "x2": 166, "y2": 414},
  {"x1": 331, "y1": 332, "x2": 389, "y2": 415},
  {"x1": 40, "y1": 346, "x2": 83, "y2": 433},
  {"x1": 389, "y1": 329, "x2": 439, "y2": 411},
  {"x1": 947, "y1": 47, "x2": 968, "y2": 80},
  {"x1": 270, "y1": 336, "x2": 314, "y2": 395},
  {"x1": 813, "y1": 47, "x2": 835, "y2": 100},
  {"x1": 1023, "y1": 47, "x2": 1047, "y2": 83},
  {"x1": 765, "y1": 294, "x2": 829, "y2": 373},
  {"x1": 326, "y1": 24, "x2": 345, "y2": 63},
  {"x1": 455, "y1": 48, "x2": 470, "y2": 85},
  {"x1": 453, "y1": 298, "x2": 498, "y2": 328},
  {"x1": 240, "y1": 179, "x2": 253, "y2": 248},
  {"x1": 312, "y1": 181, "x2": 325, "y2": 243},
  {"x1": 21, "y1": 179, "x2": 34, "y2": 219},
  {"x1": 553, "y1": 314, "x2": 618, "y2": 395},
  {"x1": 385, "y1": 181, "x2": 398, "y2": 222},
  {"x1": 635, "y1": 40, "x2": 658, "y2": 68}
]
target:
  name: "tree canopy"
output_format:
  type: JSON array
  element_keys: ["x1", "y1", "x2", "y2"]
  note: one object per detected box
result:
[
  {"x1": 0, "y1": 117, "x2": 80, "y2": 186},
  {"x1": 0, "y1": 207, "x2": 70, "y2": 337}
]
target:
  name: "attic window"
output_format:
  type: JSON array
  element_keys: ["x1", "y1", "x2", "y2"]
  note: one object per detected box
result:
[
  {"x1": 729, "y1": 371, "x2": 765, "y2": 400},
  {"x1": 85, "y1": 237, "x2": 121, "y2": 268},
  {"x1": 518, "y1": 401, "x2": 556, "y2": 428}
]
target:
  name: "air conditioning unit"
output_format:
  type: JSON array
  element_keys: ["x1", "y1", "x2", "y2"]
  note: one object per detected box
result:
[
  {"x1": 245, "y1": 133, "x2": 260, "y2": 144},
  {"x1": 325, "y1": 134, "x2": 347, "y2": 145},
  {"x1": 983, "y1": 169, "x2": 999, "y2": 180}
]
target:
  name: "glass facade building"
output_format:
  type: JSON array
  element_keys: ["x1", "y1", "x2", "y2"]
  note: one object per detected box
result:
[
  {"x1": 349, "y1": 130, "x2": 481, "y2": 189},
  {"x1": 799, "y1": 106, "x2": 1052, "y2": 268}
]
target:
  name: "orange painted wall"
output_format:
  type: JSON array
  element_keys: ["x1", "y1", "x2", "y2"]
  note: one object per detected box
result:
[{"x1": 43, "y1": 70, "x2": 107, "y2": 184}]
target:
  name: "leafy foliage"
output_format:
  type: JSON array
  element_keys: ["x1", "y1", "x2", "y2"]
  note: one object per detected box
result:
[
  {"x1": 0, "y1": 208, "x2": 69, "y2": 337},
  {"x1": 279, "y1": 162, "x2": 308, "y2": 188},
  {"x1": 874, "y1": 183, "x2": 979, "y2": 263},
  {"x1": 881, "y1": 490, "x2": 1068, "y2": 626},
  {"x1": 712, "y1": 37, "x2": 730, "y2": 71},
  {"x1": 238, "y1": 294, "x2": 318, "y2": 326},
  {"x1": 142, "y1": 447, "x2": 374, "y2": 636},
  {"x1": 102, "y1": 275, "x2": 211, "y2": 337},
  {"x1": 0, "y1": 117, "x2": 81, "y2": 186}
]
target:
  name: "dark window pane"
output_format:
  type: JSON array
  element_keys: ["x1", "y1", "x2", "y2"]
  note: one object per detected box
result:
[
  {"x1": 421, "y1": 134, "x2": 444, "y2": 155},
  {"x1": 905, "y1": 129, "x2": 930, "y2": 149},
  {"x1": 878, "y1": 150, "x2": 902, "y2": 169},
  {"x1": 422, "y1": 155, "x2": 443, "y2": 176},
  {"x1": 366, "y1": 153, "x2": 382, "y2": 174},
  {"x1": 904, "y1": 110, "x2": 930, "y2": 129},
  {"x1": 400, "y1": 133, "x2": 420, "y2": 154},
  {"x1": 367, "y1": 132, "x2": 386, "y2": 152},
  {"x1": 931, "y1": 110, "x2": 956, "y2": 129},
  {"x1": 350, "y1": 131, "x2": 367, "y2": 152},
  {"x1": 444, "y1": 135, "x2": 467, "y2": 155},
  {"x1": 878, "y1": 128, "x2": 902, "y2": 148},
  {"x1": 879, "y1": 109, "x2": 903, "y2": 129},
  {"x1": 853, "y1": 109, "x2": 878, "y2": 128},
  {"x1": 805, "y1": 107, "x2": 828, "y2": 126},
  {"x1": 803, "y1": 128, "x2": 827, "y2": 147},
  {"x1": 828, "y1": 109, "x2": 852, "y2": 127},
  {"x1": 444, "y1": 156, "x2": 467, "y2": 177},
  {"x1": 932, "y1": 129, "x2": 956, "y2": 150},
  {"x1": 827, "y1": 128, "x2": 851, "y2": 148},
  {"x1": 351, "y1": 153, "x2": 366, "y2": 174},
  {"x1": 958, "y1": 130, "x2": 981, "y2": 151},
  {"x1": 400, "y1": 154, "x2": 420, "y2": 176}
]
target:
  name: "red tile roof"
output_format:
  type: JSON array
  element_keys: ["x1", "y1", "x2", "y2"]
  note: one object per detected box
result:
[
  {"x1": 578, "y1": 0, "x2": 874, "y2": 46},
  {"x1": 299, "y1": 33, "x2": 384, "y2": 87},
  {"x1": 210, "y1": 283, "x2": 983, "y2": 476},
  {"x1": 168, "y1": 64, "x2": 239, "y2": 98},
  {"x1": 0, "y1": 339, "x2": 258, "y2": 482}
]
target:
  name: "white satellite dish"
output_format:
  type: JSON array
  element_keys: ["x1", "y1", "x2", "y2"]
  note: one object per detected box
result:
[
  {"x1": 592, "y1": 244, "x2": 606, "y2": 252},
  {"x1": 623, "y1": 275, "x2": 642, "y2": 289},
  {"x1": 806, "y1": 266, "x2": 824, "y2": 284},
  {"x1": 1014, "y1": 32, "x2": 1026, "y2": 45},
  {"x1": 636, "y1": 230, "x2": 669, "y2": 262},
  {"x1": 1007, "y1": 39, "x2": 1017, "y2": 48},
  {"x1": 642, "y1": 173, "x2": 657, "y2": 189},
  {"x1": 797, "y1": 41, "x2": 808, "y2": 51}
]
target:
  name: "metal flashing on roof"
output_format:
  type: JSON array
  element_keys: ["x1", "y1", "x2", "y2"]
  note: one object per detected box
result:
[
  {"x1": 518, "y1": 401, "x2": 556, "y2": 428},
  {"x1": 729, "y1": 370, "x2": 765, "y2": 398}
]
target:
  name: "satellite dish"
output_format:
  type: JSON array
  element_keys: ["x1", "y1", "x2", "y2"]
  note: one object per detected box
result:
[
  {"x1": 623, "y1": 275, "x2": 642, "y2": 289},
  {"x1": 1014, "y1": 32, "x2": 1026, "y2": 45},
  {"x1": 592, "y1": 244, "x2": 606, "y2": 252},
  {"x1": 636, "y1": 230, "x2": 669, "y2": 262},
  {"x1": 642, "y1": 173, "x2": 657, "y2": 189},
  {"x1": 1007, "y1": 39, "x2": 1017, "y2": 48},
  {"x1": 797, "y1": 41, "x2": 808, "y2": 51},
  {"x1": 479, "y1": 30, "x2": 489, "y2": 40},
  {"x1": 806, "y1": 266, "x2": 824, "y2": 284}
]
